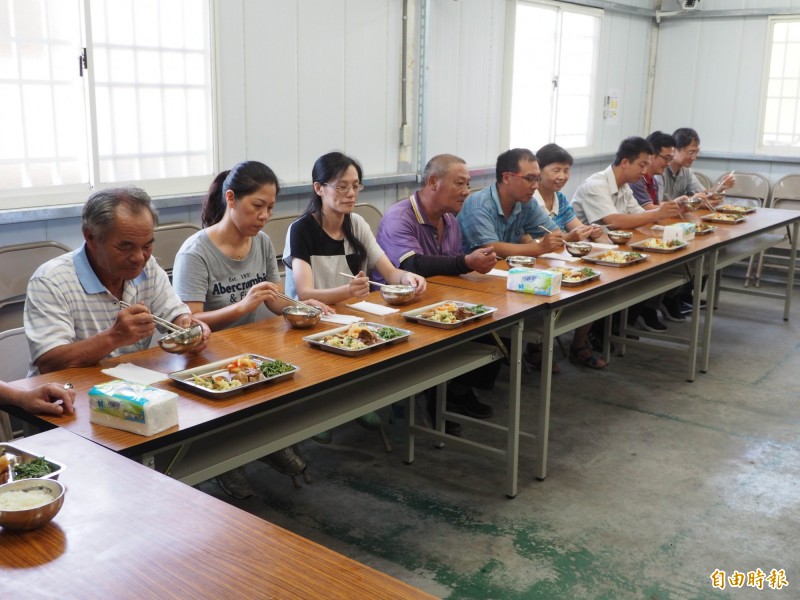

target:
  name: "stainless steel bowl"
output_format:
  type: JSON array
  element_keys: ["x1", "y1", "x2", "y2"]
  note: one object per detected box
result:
[
  {"x1": 565, "y1": 242, "x2": 593, "y2": 257},
  {"x1": 157, "y1": 324, "x2": 204, "y2": 354},
  {"x1": 0, "y1": 478, "x2": 65, "y2": 531},
  {"x1": 506, "y1": 256, "x2": 537, "y2": 268},
  {"x1": 380, "y1": 284, "x2": 416, "y2": 306},
  {"x1": 607, "y1": 230, "x2": 633, "y2": 245},
  {"x1": 680, "y1": 197, "x2": 703, "y2": 211},
  {"x1": 282, "y1": 306, "x2": 321, "y2": 329}
]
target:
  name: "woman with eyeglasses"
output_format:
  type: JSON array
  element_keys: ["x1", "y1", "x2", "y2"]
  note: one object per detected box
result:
[
  {"x1": 172, "y1": 160, "x2": 330, "y2": 500},
  {"x1": 530, "y1": 143, "x2": 606, "y2": 371},
  {"x1": 283, "y1": 151, "x2": 425, "y2": 445},
  {"x1": 284, "y1": 151, "x2": 426, "y2": 304}
]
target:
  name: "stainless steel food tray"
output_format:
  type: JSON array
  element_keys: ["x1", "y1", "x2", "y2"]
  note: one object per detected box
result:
[
  {"x1": 581, "y1": 251, "x2": 649, "y2": 267},
  {"x1": 547, "y1": 268, "x2": 601, "y2": 287},
  {"x1": 629, "y1": 238, "x2": 688, "y2": 254},
  {"x1": 402, "y1": 301, "x2": 497, "y2": 330},
  {"x1": 303, "y1": 323, "x2": 411, "y2": 356},
  {"x1": 702, "y1": 214, "x2": 746, "y2": 224},
  {"x1": 169, "y1": 354, "x2": 299, "y2": 398},
  {"x1": 0, "y1": 442, "x2": 64, "y2": 485}
]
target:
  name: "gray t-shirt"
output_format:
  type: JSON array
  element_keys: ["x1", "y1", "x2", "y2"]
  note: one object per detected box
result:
[
  {"x1": 172, "y1": 230, "x2": 281, "y2": 329},
  {"x1": 658, "y1": 166, "x2": 705, "y2": 200}
]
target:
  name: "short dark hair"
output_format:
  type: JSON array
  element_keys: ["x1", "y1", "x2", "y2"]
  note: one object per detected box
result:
[
  {"x1": 535, "y1": 143, "x2": 573, "y2": 169},
  {"x1": 495, "y1": 148, "x2": 537, "y2": 184},
  {"x1": 672, "y1": 127, "x2": 700, "y2": 149},
  {"x1": 646, "y1": 131, "x2": 677, "y2": 155},
  {"x1": 613, "y1": 137, "x2": 654, "y2": 166},
  {"x1": 82, "y1": 187, "x2": 159, "y2": 241}
]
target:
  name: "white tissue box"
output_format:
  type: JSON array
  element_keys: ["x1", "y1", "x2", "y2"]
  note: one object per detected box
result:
[
  {"x1": 506, "y1": 267, "x2": 562, "y2": 296},
  {"x1": 89, "y1": 380, "x2": 178, "y2": 436},
  {"x1": 664, "y1": 222, "x2": 695, "y2": 242}
]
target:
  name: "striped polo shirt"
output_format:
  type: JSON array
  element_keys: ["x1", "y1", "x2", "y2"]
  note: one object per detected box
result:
[{"x1": 24, "y1": 243, "x2": 189, "y2": 375}]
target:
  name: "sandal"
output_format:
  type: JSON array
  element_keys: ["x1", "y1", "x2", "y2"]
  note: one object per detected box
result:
[{"x1": 569, "y1": 345, "x2": 607, "y2": 370}]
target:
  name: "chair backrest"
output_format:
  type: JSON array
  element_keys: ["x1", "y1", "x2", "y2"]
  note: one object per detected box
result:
[
  {"x1": 694, "y1": 171, "x2": 713, "y2": 190},
  {"x1": 153, "y1": 223, "x2": 201, "y2": 275},
  {"x1": 262, "y1": 215, "x2": 298, "y2": 262},
  {"x1": 718, "y1": 172, "x2": 770, "y2": 207},
  {"x1": 0, "y1": 328, "x2": 30, "y2": 382},
  {"x1": 769, "y1": 174, "x2": 800, "y2": 207},
  {"x1": 353, "y1": 204, "x2": 383, "y2": 236},
  {"x1": 0, "y1": 241, "x2": 71, "y2": 307}
]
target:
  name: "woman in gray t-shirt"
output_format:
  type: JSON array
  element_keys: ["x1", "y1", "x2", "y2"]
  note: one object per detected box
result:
[
  {"x1": 173, "y1": 161, "x2": 328, "y2": 500},
  {"x1": 174, "y1": 163, "x2": 328, "y2": 330}
]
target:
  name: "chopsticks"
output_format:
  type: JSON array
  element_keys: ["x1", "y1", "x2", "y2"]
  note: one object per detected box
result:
[
  {"x1": 118, "y1": 301, "x2": 188, "y2": 334},
  {"x1": 339, "y1": 272, "x2": 388, "y2": 288},
  {"x1": 539, "y1": 224, "x2": 553, "y2": 234},
  {"x1": 275, "y1": 292, "x2": 321, "y2": 313}
]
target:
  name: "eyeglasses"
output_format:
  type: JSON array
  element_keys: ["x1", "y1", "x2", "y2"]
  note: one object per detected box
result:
[
  {"x1": 506, "y1": 172, "x2": 542, "y2": 184},
  {"x1": 657, "y1": 154, "x2": 674, "y2": 162},
  {"x1": 321, "y1": 182, "x2": 365, "y2": 194},
  {"x1": 684, "y1": 148, "x2": 700, "y2": 157}
]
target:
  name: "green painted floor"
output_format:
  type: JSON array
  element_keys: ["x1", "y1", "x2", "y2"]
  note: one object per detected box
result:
[{"x1": 198, "y1": 277, "x2": 799, "y2": 599}]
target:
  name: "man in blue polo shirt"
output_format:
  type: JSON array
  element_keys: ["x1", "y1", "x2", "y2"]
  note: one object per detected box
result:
[
  {"x1": 376, "y1": 154, "x2": 499, "y2": 428},
  {"x1": 458, "y1": 148, "x2": 563, "y2": 256}
]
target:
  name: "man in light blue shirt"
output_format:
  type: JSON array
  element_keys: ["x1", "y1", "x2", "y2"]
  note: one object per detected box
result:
[{"x1": 458, "y1": 148, "x2": 563, "y2": 257}]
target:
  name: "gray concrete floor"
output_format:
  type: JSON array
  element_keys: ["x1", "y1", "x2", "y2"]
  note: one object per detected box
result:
[{"x1": 198, "y1": 276, "x2": 799, "y2": 599}]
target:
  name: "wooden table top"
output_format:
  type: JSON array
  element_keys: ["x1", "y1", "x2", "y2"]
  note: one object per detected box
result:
[
  {"x1": 0, "y1": 428, "x2": 435, "y2": 600},
  {"x1": 12, "y1": 283, "x2": 534, "y2": 455},
  {"x1": 430, "y1": 206, "x2": 800, "y2": 307}
]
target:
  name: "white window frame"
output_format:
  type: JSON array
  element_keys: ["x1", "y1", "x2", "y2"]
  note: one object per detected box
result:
[
  {"x1": 506, "y1": 0, "x2": 602, "y2": 156},
  {"x1": 0, "y1": 0, "x2": 217, "y2": 211},
  {"x1": 757, "y1": 16, "x2": 800, "y2": 156}
]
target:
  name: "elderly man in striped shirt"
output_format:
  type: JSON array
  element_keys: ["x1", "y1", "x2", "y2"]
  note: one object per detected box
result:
[{"x1": 25, "y1": 187, "x2": 210, "y2": 376}]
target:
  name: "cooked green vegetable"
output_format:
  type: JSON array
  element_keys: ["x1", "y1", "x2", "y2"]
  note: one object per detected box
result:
[
  {"x1": 376, "y1": 327, "x2": 403, "y2": 340},
  {"x1": 469, "y1": 304, "x2": 489, "y2": 315},
  {"x1": 579, "y1": 267, "x2": 596, "y2": 278},
  {"x1": 260, "y1": 359, "x2": 296, "y2": 377},
  {"x1": 13, "y1": 457, "x2": 51, "y2": 479}
]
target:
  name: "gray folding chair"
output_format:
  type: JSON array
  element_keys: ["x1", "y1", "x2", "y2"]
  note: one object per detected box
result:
[
  {"x1": 714, "y1": 173, "x2": 772, "y2": 286},
  {"x1": 353, "y1": 204, "x2": 383, "y2": 236},
  {"x1": 0, "y1": 328, "x2": 32, "y2": 441},
  {"x1": 262, "y1": 215, "x2": 299, "y2": 278},
  {"x1": 752, "y1": 174, "x2": 800, "y2": 286},
  {"x1": 694, "y1": 171, "x2": 713, "y2": 191},
  {"x1": 153, "y1": 223, "x2": 201, "y2": 279},
  {"x1": 0, "y1": 241, "x2": 71, "y2": 331}
]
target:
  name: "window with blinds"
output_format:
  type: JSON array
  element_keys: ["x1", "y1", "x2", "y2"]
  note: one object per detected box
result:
[{"x1": 760, "y1": 18, "x2": 800, "y2": 152}]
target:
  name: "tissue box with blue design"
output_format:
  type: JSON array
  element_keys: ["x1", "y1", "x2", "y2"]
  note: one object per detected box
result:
[
  {"x1": 89, "y1": 380, "x2": 178, "y2": 436},
  {"x1": 664, "y1": 222, "x2": 696, "y2": 242},
  {"x1": 506, "y1": 267, "x2": 562, "y2": 296}
]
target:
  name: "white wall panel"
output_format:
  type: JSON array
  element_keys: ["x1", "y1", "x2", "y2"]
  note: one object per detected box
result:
[
  {"x1": 242, "y1": 0, "x2": 299, "y2": 181},
  {"x1": 215, "y1": 0, "x2": 247, "y2": 169},
  {"x1": 651, "y1": 16, "x2": 771, "y2": 153},
  {"x1": 595, "y1": 13, "x2": 652, "y2": 150},
  {"x1": 216, "y1": 0, "x2": 402, "y2": 185},
  {"x1": 344, "y1": 0, "x2": 402, "y2": 176},
  {"x1": 426, "y1": 0, "x2": 507, "y2": 168}
]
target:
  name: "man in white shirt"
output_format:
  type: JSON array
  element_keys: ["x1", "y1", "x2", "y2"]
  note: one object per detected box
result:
[{"x1": 572, "y1": 137, "x2": 683, "y2": 333}]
